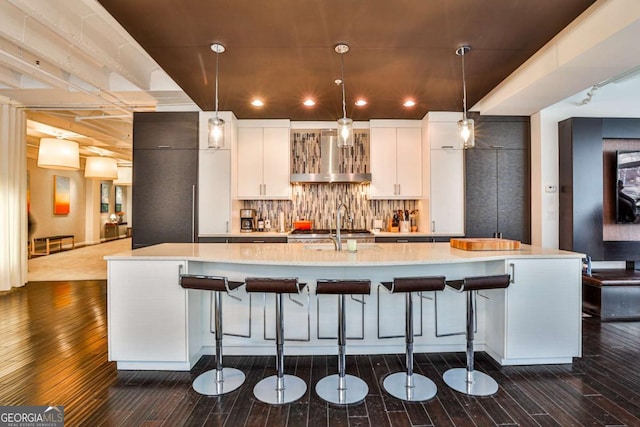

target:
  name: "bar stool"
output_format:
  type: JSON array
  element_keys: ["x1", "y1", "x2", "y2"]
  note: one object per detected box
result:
[
  {"x1": 180, "y1": 274, "x2": 246, "y2": 396},
  {"x1": 380, "y1": 276, "x2": 446, "y2": 401},
  {"x1": 442, "y1": 274, "x2": 510, "y2": 396},
  {"x1": 245, "y1": 277, "x2": 307, "y2": 405},
  {"x1": 315, "y1": 279, "x2": 371, "y2": 405}
]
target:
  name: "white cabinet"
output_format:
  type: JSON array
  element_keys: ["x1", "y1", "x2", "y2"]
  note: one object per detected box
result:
[
  {"x1": 369, "y1": 124, "x2": 422, "y2": 199},
  {"x1": 237, "y1": 124, "x2": 290, "y2": 199},
  {"x1": 428, "y1": 119, "x2": 465, "y2": 235},
  {"x1": 108, "y1": 260, "x2": 192, "y2": 369},
  {"x1": 198, "y1": 149, "x2": 230, "y2": 234},
  {"x1": 484, "y1": 258, "x2": 582, "y2": 365}
]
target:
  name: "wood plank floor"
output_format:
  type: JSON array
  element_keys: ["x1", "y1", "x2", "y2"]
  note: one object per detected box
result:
[{"x1": 2, "y1": 280, "x2": 640, "y2": 426}]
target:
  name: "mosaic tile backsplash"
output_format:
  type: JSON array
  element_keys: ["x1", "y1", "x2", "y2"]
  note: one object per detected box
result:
[{"x1": 244, "y1": 184, "x2": 419, "y2": 231}]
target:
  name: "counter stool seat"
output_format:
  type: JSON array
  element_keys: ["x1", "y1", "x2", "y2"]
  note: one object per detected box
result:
[
  {"x1": 245, "y1": 277, "x2": 307, "y2": 405},
  {"x1": 442, "y1": 274, "x2": 510, "y2": 396},
  {"x1": 380, "y1": 276, "x2": 445, "y2": 401},
  {"x1": 315, "y1": 279, "x2": 371, "y2": 405},
  {"x1": 180, "y1": 274, "x2": 245, "y2": 396}
]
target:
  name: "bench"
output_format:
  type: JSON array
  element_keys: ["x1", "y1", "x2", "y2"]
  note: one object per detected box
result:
[
  {"x1": 30, "y1": 235, "x2": 75, "y2": 256},
  {"x1": 583, "y1": 269, "x2": 640, "y2": 321}
]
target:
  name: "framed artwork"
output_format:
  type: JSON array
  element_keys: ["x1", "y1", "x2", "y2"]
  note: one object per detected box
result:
[
  {"x1": 115, "y1": 185, "x2": 123, "y2": 213},
  {"x1": 53, "y1": 175, "x2": 70, "y2": 215},
  {"x1": 100, "y1": 183, "x2": 109, "y2": 213}
]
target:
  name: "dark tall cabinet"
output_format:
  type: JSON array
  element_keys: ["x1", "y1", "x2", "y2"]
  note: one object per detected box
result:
[
  {"x1": 465, "y1": 116, "x2": 530, "y2": 243},
  {"x1": 132, "y1": 112, "x2": 199, "y2": 249}
]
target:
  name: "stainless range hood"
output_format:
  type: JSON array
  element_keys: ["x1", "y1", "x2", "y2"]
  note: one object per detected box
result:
[{"x1": 290, "y1": 130, "x2": 371, "y2": 183}]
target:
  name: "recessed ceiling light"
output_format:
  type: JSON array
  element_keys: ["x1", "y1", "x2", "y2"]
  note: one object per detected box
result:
[
  {"x1": 251, "y1": 99, "x2": 264, "y2": 107},
  {"x1": 355, "y1": 99, "x2": 367, "y2": 107},
  {"x1": 403, "y1": 99, "x2": 416, "y2": 107},
  {"x1": 303, "y1": 98, "x2": 315, "y2": 107}
]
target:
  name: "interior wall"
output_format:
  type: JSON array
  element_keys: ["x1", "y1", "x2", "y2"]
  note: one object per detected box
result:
[
  {"x1": 28, "y1": 158, "x2": 87, "y2": 245},
  {"x1": 27, "y1": 158, "x2": 132, "y2": 246}
]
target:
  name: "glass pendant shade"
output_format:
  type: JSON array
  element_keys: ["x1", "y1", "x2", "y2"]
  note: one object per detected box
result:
[
  {"x1": 208, "y1": 117, "x2": 225, "y2": 148},
  {"x1": 84, "y1": 156, "x2": 118, "y2": 179},
  {"x1": 458, "y1": 118, "x2": 475, "y2": 149},
  {"x1": 209, "y1": 43, "x2": 225, "y2": 149},
  {"x1": 37, "y1": 138, "x2": 80, "y2": 170},
  {"x1": 113, "y1": 165, "x2": 133, "y2": 185},
  {"x1": 335, "y1": 43, "x2": 354, "y2": 148},
  {"x1": 456, "y1": 45, "x2": 475, "y2": 149},
  {"x1": 337, "y1": 117, "x2": 353, "y2": 148}
]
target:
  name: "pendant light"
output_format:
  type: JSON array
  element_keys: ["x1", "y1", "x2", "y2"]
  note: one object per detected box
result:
[
  {"x1": 84, "y1": 156, "x2": 118, "y2": 179},
  {"x1": 456, "y1": 45, "x2": 475, "y2": 149},
  {"x1": 113, "y1": 165, "x2": 133, "y2": 186},
  {"x1": 37, "y1": 138, "x2": 80, "y2": 170},
  {"x1": 335, "y1": 43, "x2": 353, "y2": 148},
  {"x1": 208, "y1": 43, "x2": 225, "y2": 148}
]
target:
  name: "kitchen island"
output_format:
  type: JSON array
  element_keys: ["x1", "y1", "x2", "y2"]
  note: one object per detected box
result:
[{"x1": 106, "y1": 242, "x2": 584, "y2": 371}]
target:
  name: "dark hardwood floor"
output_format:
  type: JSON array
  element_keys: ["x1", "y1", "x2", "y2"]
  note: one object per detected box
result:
[{"x1": 2, "y1": 280, "x2": 640, "y2": 426}]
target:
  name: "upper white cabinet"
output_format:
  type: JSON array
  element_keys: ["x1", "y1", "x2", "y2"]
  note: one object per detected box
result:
[
  {"x1": 198, "y1": 112, "x2": 234, "y2": 235},
  {"x1": 426, "y1": 114, "x2": 465, "y2": 235},
  {"x1": 369, "y1": 121, "x2": 422, "y2": 199},
  {"x1": 198, "y1": 149, "x2": 231, "y2": 234},
  {"x1": 237, "y1": 120, "x2": 291, "y2": 199}
]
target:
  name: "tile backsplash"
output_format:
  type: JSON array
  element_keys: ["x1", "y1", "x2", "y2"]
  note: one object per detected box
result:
[{"x1": 244, "y1": 184, "x2": 418, "y2": 231}]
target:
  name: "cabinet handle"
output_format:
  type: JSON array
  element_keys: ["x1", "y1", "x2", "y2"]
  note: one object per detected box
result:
[
  {"x1": 396, "y1": 239, "x2": 409, "y2": 243},
  {"x1": 157, "y1": 145, "x2": 171, "y2": 149},
  {"x1": 398, "y1": 184, "x2": 401, "y2": 194},
  {"x1": 441, "y1": 145, "x2": 454, "y2": 149},
  {"x1": 509, "y1": 263, "x2": 515, "y2": 283},
  {"x1": 178, "y1": 264, "x2": 184, "y2": 277},
  {"x1": 252, "y1": 240, "x2": 265, "y2": 243},
  {"x1": 431, "y1": 221, "x2": 436, "y2": 232},
  {"x1": 263, "y1": 184, "x2": 266, "y2": 195},
  {"x1": 191, "y1": 185, "x2": 196, "y2": 243},
  {"x1": 226, "y1": 221, "x2": 229, "y2": 233},
  {"x1": 491, "y1": 145, "x2": 504, "y2": 149}
]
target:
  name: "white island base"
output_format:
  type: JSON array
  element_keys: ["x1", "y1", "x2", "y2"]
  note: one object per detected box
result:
[{"x1": 106, "y1": 242, "x2": 583, "y2": 371}]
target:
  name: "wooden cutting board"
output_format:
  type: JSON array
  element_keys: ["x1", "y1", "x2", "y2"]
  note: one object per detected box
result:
[{"x1": 450, "y1": 238, "x2": 521, "y2": 251}]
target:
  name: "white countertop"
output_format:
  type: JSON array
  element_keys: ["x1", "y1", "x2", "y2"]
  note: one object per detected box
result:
[
  {"x1": 199, "y1": 231, "x2": 441, "y2": 238},
  {"x1": 106, "y1": 242, "x2": 584, "y2": 266}
]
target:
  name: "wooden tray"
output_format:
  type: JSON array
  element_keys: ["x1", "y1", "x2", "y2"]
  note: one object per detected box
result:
[{"x1": 450, "y1": 238, "x2": 521, "y2": 251}]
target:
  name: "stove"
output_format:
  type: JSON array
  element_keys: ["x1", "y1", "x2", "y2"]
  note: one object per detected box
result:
[{"x1": 287, "y1": 228, "x2": 375, "y2": 243}]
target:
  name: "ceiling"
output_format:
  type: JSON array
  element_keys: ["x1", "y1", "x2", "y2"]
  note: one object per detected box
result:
[
  {"x1": 3, "y1": 0, "x2": 640, "y2": 165},
  {"x1": 96, "y1": 0, "x2": 595, "y2": 121}
]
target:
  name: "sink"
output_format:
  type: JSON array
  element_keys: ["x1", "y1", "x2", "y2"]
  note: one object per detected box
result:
[{"x1": 303, "y1": 243, "x2": 381, "y2": 252}]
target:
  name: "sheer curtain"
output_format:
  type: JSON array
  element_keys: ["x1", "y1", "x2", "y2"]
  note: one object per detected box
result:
[{"x1": 0, "y1": 103, "x2": 27, "y2": 291}]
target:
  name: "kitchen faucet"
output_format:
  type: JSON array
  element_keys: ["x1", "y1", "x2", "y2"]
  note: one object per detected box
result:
[{"x1": 330, "y1": 202, "x2": 349, "y2": 251}]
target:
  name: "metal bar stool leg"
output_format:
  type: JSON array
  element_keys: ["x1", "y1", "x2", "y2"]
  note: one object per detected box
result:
[
  {"x1": 315, "y1": 294, "x2": 369, "y2": 405},
  {"x1": 383, "y1": 292, "x2": 437, "y2": 401},
  {"x1": 253, "y1": 293, "x2": 306, "y2": 404},
  {"x1": 443, "y1": 291, "x2": 498, "y2": 396},
  {"x1": 192, "y1": 290, "x2": 245, "y2": 396}
]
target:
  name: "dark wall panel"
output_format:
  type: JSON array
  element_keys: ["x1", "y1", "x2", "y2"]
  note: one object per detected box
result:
[{"x1": 558, "y1": 117, "x2": 640, "y2": 261}]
